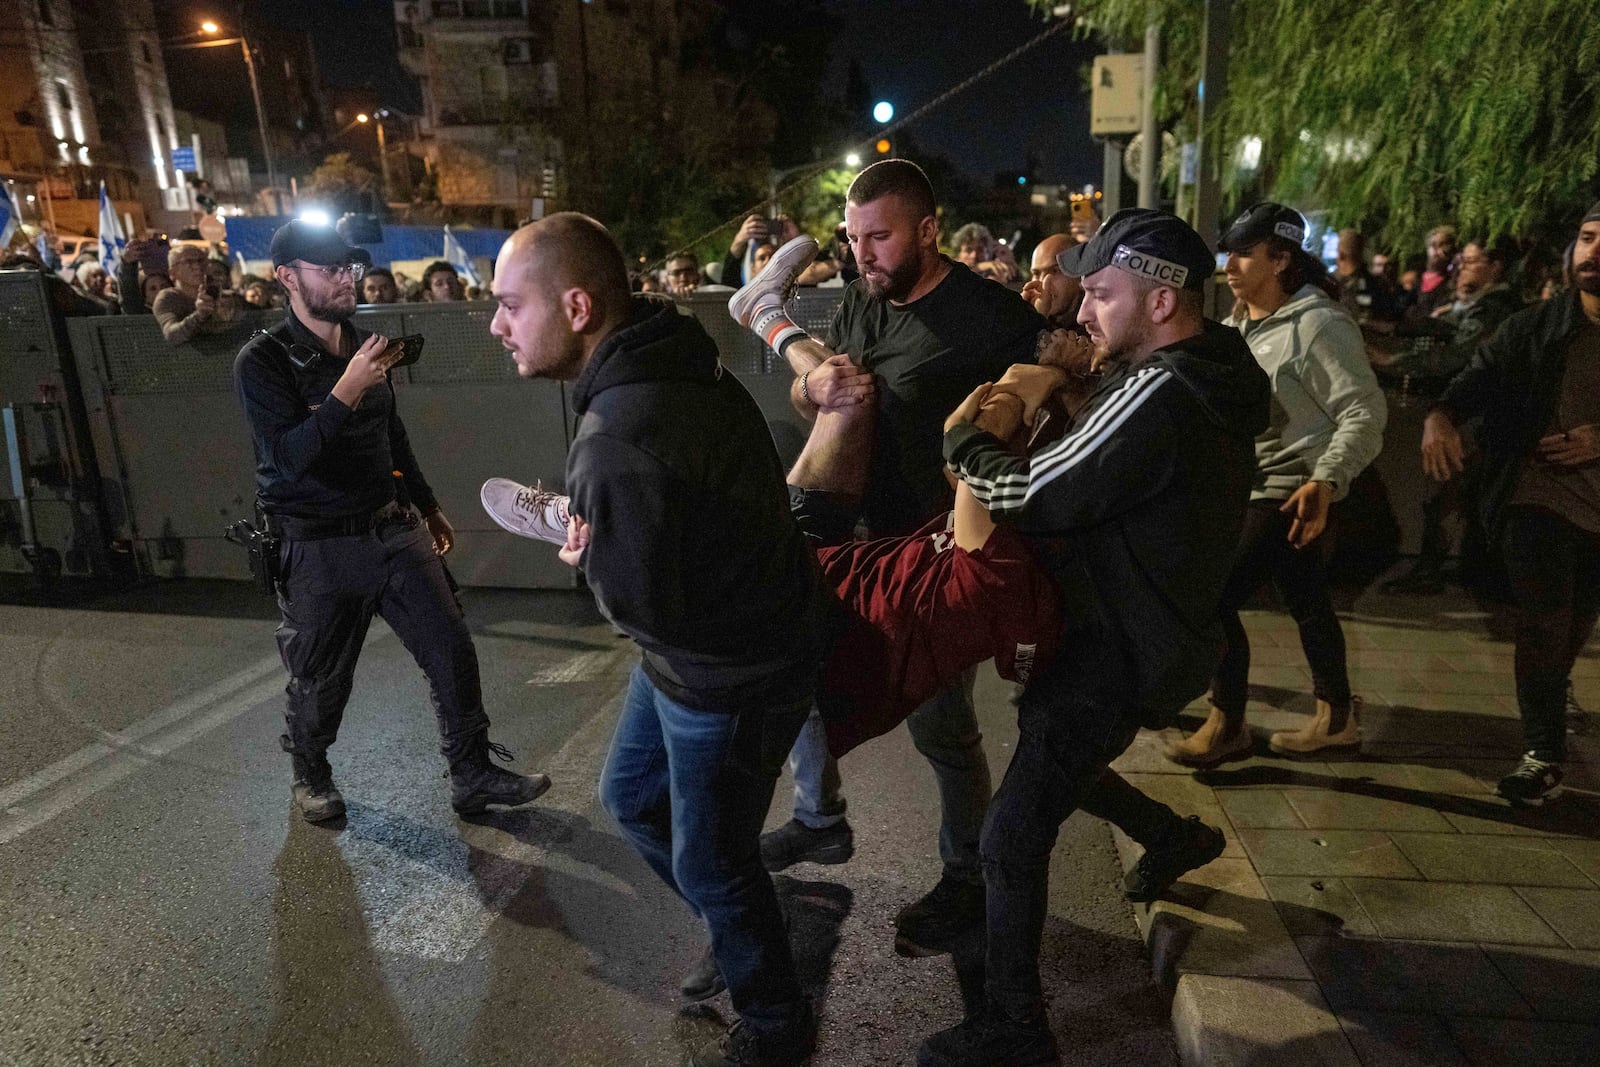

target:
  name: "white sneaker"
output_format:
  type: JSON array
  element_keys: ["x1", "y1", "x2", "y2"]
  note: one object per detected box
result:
[
  {"x1": 480, "y1": 479, "x2": 570, "y2": 545},
  {"x1": 728, "y1": 235, "x2": 819, "y2": 327}
]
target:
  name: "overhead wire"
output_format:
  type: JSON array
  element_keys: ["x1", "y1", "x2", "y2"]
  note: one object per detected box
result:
[{"x1": 649, "y1": 8, "x2": 1078, "y2": 273}]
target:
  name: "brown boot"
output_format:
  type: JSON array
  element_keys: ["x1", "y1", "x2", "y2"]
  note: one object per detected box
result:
[
  {"x1": 1164, "y1": 704, "x2": 1253, "y2": 767},
  {"x1": 1269, "y1": 697, "x2": 1362, "y2": 755}
]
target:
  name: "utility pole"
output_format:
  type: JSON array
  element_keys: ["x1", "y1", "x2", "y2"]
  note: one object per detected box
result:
[
  {"x1": 1137, "y1": 23, "x2": 1160, "y2": 208},
  {"x1": 1193, "y1": 0, "x2": 1231, "y2": 247},
  {"x1": 239, "y1": 35, "x2": 277, "y2": 208},
  {"x1": 375, "y1": 115, "x2": 392, "y2": 207}
]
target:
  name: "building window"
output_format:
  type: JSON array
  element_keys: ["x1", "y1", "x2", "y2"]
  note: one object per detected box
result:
[
  {"x1": 38, "y1": 0, "x2": 53, "y2": 27},
  {"x1": 503, "y1": 38, "x2": 533, "y2": 64},
  {"x1": 56, "y1": 82, "x2": 70, "y2": 113},
  {"x1": 141, "y1": 41, "x2": 153, "y2": 64},
  {"x1": 438, "y1": 0, "x2": 525, "y2": 15}
]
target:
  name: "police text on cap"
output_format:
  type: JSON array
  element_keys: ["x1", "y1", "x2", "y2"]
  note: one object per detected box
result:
[
  {"x1": 1273, "y1": 221, "x2": 1305, "y2": 244},
  {"x1": 1112, "y1": 244, "x2": 1190, "y2": 288}
]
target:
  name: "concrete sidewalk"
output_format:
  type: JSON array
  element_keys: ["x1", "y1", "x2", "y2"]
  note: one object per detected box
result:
[{"x1": 1107, "y1": 585, "x2": 1600, "y2": 1066}]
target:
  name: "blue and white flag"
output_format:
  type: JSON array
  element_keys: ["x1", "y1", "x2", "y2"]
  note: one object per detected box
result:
[
  {"x1": 443, "y1": 225, "x2": 480, "y2": 287},
  {"x1": 0, "y1": 184, "x2": 20, "y2": 249},
  {"x1": 97, "y1": 181, "x2": 125, "y2": 275}
]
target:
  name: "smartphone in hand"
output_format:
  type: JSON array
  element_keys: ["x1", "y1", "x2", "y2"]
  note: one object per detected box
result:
[{"x1": 385, "y1": 334, "x2": 426, "y2": 366}]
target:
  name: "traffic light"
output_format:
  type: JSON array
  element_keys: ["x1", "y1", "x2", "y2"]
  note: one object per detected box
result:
[{"x1": 875, "y1": 138, "x2": 891, "y2": 155}]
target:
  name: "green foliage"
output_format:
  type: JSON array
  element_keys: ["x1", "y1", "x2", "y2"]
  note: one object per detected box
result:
[
  {"x1": 303, "y1": 153, "x2": 378, "y2": 215},
  {"x1": 1040, "y1": 0, "x2": 1600, "y2": 252}
]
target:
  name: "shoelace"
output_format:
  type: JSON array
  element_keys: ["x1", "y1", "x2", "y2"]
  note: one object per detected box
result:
[
  {"x1": 486, "y1": 740, "x2": 516, "y2": 765},
  {"x1": 513, "y1": 482, "x2": 559, "y2": 518}
]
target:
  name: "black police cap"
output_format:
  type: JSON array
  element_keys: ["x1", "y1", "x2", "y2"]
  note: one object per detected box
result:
[
  {"x1": 270, "y1": 220, "x2": 373, "y2": 269},
  {"x1": 1056, "y1": 208, "x2": 1214, "y2": 292},
  {"x1": 1217, "y1": 202, "x2": 1309, "y2": 253}
]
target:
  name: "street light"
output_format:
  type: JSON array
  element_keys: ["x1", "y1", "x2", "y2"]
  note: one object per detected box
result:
[
  {"x1": 194, "y1": 17, "x2": 277, "y2": 204},
  {"x1": 873, "y1": 101, "x2": 894, "y2": 124},
  {"x1": 845, "y1": 152, "x2": 861, "y2": 168}
]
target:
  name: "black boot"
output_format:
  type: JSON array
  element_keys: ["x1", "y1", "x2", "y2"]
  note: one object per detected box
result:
[
  {"x1": 290, "y1": 752, "x2": 346, "y2": 823},
  {"x1": 449, "y1": 734, "x2": 551, "y2": 815}
]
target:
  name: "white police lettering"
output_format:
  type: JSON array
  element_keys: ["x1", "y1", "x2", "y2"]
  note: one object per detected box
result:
[
  {"x1": 1112, "y1": 244, "x2": 1189, "y2": 288},
  {"x1": 1273, "y1": 221, "x2": 1306, "y2": 244}
]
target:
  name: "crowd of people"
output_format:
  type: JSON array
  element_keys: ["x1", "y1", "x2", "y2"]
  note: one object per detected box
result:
[
  {"x1": 470, "y1": 164, "x2": 1598, "y2": 1065},
  {"x1": 9, "y1": 157, "x2": 1594, "y2": 1066}
]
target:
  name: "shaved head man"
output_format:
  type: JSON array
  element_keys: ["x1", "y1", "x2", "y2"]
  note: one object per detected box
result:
[
  {"x1": 1022, "y1": 232, "x2": 1084, "y2": 329},
  {"x1": 490, "y1": 213, "x2": 631, "y2": 381},
  {"x1": 490, "y1": 213, "x2": 828, "y2": 1066}
]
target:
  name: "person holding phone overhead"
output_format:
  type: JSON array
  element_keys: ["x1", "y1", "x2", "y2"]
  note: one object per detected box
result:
[
  {"x1": 232, "y1": 219, "x2": 550, "y2": 823},
  {"x1": 154, "y1": 244, "x2": 242, "y2": 342}
]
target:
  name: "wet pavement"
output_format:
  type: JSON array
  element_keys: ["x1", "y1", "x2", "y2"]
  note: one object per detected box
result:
[{"x1": 0, "y1": 578, "x2": 1176, "y2": 1066}]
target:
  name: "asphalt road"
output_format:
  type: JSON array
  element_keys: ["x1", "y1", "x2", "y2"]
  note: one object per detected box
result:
[{"x1": 0, "y1": 578, "x2": 1176, "y2": 1066}]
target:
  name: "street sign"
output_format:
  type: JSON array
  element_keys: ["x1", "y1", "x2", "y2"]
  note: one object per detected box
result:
[
  {"x1": 172, "y1": 147, "x2": 197, "y2": 172},
  {"x1": 1091, "y1": 54, "x2": 1144, "y2": 136}
]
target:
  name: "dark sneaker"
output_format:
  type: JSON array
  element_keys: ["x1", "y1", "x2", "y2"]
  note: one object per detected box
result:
[
  {"x1": 1567, "y1": 681, "x2": 1590, "y2": 736},
  {"x1": 680, "y1": 943, "x2": 725, "y2": 1004},
  {"x1": 480, "y1": 478, "x2": 570, "y2": 545},
  {"x1": 449, "y1": 736, "x2": 552, "y2": 815},
  {"x1": 894, "y1": 874, "x2": 986, "y2": 957},
  {"x1": 728, "y1": 236, "x2": 819, "y2": 327},
  {"x1": 1497, "y1": 752, "x2": 1564, "y2": 807},
  {"x1": 1123, "y1": 815, "x2": 1226, "y2": 903},
  {"x1": 290, "y1": 753, "x2": 345, "y2": 823},
  {"x1": 916, "y1": 1011, "x2": 1059, "y2": 1067},
  {"x1": 688, "y1": 1018, "x2": 817, "y2": 1067},
  {"x1": 759, "y1": 818, "x2": 853, "y2": 872}
]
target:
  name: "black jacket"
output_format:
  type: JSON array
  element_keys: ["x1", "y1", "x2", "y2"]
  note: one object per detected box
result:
[
  {"x1": 945, "y1": 320, "x2": 1271, "y2": 725},
  {"x1": 234, "y1": 310, "x2": 438, "y2": 519},
  {"x1": 567, "y1": 296, "x2": 827, "y2": 712},
  {"x1": 1436, "y1": 291, "x2": 1587, "y2": 538}
]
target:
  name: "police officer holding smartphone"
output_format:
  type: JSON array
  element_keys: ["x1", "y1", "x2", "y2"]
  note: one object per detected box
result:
[{"x1": 234, "y1": 220, "x2": 549, "y2": 822}]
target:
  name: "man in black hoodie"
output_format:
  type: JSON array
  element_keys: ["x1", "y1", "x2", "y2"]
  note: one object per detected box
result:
[
  {"x1": 488, "y1": 214, "x2": 826, "y2": 1067},
  {"x1": 919, "y1": 210, "x2": 1271, "y2": 1067}
]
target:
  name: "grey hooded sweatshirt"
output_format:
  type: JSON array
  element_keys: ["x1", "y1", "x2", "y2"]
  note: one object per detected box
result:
[{"x1": 1228, "y1": 284, "x2": 1387, "y2": 501}]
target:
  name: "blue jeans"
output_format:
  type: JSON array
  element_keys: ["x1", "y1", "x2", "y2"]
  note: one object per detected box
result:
[
  {"x1": 788, "y1": 667, "x2": 989, "y2": 885},
  {"x1": 600, "y1": 664, "x2": 813, "y2": 1035}
]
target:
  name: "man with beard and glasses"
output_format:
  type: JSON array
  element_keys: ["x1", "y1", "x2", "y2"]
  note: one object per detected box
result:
[
  {"x1": 1422, "y1": 204, "x2": 1600, "y2": 806},
  {"x1": 233, "y1": 220, "x2": 549, "y2": 823},
  {"x1": 728, "y1": 158, "x2": 1046, "y2": 959}
]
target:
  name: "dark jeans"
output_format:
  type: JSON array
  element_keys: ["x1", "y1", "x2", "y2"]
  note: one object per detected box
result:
[
  {"x1": 274, "y1": 512, "x2": 488, "y2": 763},
  {"x1": 1212, "y1": 500, "x2": 1352, "y2": 721},
  {"x1": 600, "y1": 664, "x2": 813, "y2": 1037},
  {"x1": 1502, "y1": 506, "x2": 1600, "y2": 761},
  {"x1": 981, "y1": 695, "x2": 1179, "y2": 1019}
]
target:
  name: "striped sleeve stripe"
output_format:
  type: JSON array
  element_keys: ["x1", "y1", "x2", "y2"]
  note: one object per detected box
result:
[{"x1": 1019, "y1": 365, "x2": 1171, "y2": 502}]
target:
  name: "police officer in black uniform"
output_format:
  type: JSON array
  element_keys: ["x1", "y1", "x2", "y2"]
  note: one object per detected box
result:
[{"x1": 234, "y1": 220, "x2": 550, "y2": 822}]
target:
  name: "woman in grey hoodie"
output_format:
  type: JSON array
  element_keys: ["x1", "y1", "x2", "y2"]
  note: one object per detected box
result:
[{"x1": 1167, "y1": 203, "x2": 1387, "y2": 766}]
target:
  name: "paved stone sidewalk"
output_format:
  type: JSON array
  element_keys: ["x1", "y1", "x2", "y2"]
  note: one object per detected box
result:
[{"x1": 1107, "y1": 589, "x2": 1600, "y2": 1066}]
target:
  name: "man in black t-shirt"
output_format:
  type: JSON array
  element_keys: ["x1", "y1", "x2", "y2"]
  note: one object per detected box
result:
[{"x1": 729, "y1": 158, "x2": 1045, "y2": 956}]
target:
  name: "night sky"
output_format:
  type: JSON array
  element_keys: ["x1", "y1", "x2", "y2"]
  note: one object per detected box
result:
[{"x1": 166, "y1": 0, "x2": 1100, "y2": 186}]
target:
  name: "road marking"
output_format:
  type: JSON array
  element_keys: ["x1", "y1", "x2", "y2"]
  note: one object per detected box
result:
[
  {"x1": 0, "y1": 626, "x2": 394, "y2": 846},
  {"x1": 524, "y1": 645, "x2": 632, "y2": 685},
  {"x1": 354, "y1": 666, "x2": 636, "y2": 964}
]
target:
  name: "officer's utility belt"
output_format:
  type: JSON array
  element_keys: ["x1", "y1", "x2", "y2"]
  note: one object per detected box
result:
[{"x1": 264, "y1": 501, "x2": 408, "y2": 542}]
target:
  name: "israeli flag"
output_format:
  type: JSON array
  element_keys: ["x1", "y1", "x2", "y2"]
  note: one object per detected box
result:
[
  {"x1": 443, "y1": 225, "x2": 480, "y2": 287},
  {"x1": 0, "y1": 184, "x2": 20, "y2": 249},
  {"x1": 97, "y1": 181, "x2": 125, "y2": 275}
]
